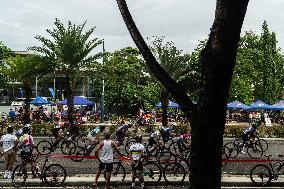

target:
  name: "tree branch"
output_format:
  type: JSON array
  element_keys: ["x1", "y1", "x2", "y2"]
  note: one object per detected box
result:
[{"x1": 116, "y1": 0, "x2": 196, "y2": 116}]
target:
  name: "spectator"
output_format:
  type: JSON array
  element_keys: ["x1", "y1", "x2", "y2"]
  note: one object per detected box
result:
[
  {"x1": 0, "y1": 126, "x2": 18, "y2": 179},
  {"x1": 93, "y1": 133, "x2": 120, "y2": 189},
  {"x1": 8, "y1": 109, "x2": 16, "y2": 123}
]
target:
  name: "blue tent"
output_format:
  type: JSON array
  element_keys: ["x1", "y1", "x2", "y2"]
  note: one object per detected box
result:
[
  {"x1": 250, "y1": 100, "x2": 272, "y2": 110},
  {"x1": 155, "y1": 100, "x2": 180, "y2": 108},
  {"x1": 30, "y1": 96, "x2": 51, "y2": 106},
  {"x1": 58, "y1": 96, "x2": 95, "y2": 106},
  {"x1": 271, "y1": 100, "x2": 284, "y2": 110},
  {"x1": 227, "y1": 100, "x2": 251, "y2": 110}
]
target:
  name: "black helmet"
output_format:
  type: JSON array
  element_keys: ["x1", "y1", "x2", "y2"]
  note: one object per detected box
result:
[{"x1": 135, "y1": 135, "x2": 142, "y2": 142}]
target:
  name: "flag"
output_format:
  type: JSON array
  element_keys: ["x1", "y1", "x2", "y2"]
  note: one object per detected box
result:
[{"x1": 49, "y1": 88, "x2": 55, "y2": 98}]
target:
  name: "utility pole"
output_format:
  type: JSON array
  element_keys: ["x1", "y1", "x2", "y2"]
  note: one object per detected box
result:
[{"x1": 100, "y1": 40, "x2": 105, "y2": 123}]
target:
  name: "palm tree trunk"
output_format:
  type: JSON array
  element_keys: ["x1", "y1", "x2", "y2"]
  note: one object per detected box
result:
[
  {"x1": 23, "y1": 79, "x2": 32, "y2": 124},
  {"x1": 161, "y1": 89, "x2": 169, "y2": 126},
  {"x1": 65, "y1": 75, "x2": 78, "y2": 134}
]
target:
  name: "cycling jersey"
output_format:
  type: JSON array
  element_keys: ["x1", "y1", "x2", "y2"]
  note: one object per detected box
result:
[
  {"x1": 150, "y1": 130, "x2": 160, "y2": 138},
  {"x1": 129, "y1": 143, "x2": 145, "y2": 160},
  {"x1": 117, "y1": 125, "x2": 129, "y2": 131},
  {"x1": 19, "y1": 134, "x2": 34, "y2": 153}
]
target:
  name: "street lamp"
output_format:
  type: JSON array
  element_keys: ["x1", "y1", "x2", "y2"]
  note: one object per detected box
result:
[{"x1": 100, "y1": 40, "x2": 105, "y2": 123}]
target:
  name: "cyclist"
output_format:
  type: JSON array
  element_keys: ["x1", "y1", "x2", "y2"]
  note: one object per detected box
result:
[
  {"x1": 176, "y1": 133, "x2": 191, "y2": 153},
  {"x1": 158, "y1": 125, "x2": 173, "y2": 143},
  {"x1": 129, "y1": 135, "x2": 145, "y2": 189},
  {"x1": 115, "y1": 122, "x2": 132, "y2": 146},
  {"x1": 87, "y1": 125, "x2": 106, "y2": 152},
  {"x1": 241, "y1": 122, "x2": 259, "y2": 154},
  {"x1": 147, "y1": 128, "x2": 161, "y2": 155},
  {"x1": 52, "y1": 123, "x2": 64, "y2": 150}
]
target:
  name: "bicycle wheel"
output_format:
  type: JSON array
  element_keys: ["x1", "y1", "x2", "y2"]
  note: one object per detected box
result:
[
  {"x1": 157, "y1": 149, "x2": 177, "y2": 168},
  {"x1": 60, "y1": 140, "x2": 76, "y2": 155},
  {"x1": 256, "y1": 138, "x2": 268, "y2": 152},
  {"x1": 36, "y1": 140, "x2": 52, "y2": 155},
  {"x1": 247, "y1": 143, "x2": 263, "y2": 159},
  {"x1": 223, "y1": 142, "x2": 238, "y2": 158},
  {"x1": 222, "y1": 146, "x2": 230, "y2": 167},
  {"x1": 163, "y1": 162, "x2": 186, "y2": 185},
  {"x1": 69, "y1": 146, "x2": 86, "y2": 162},
  {"x1": 125, "y1": 138, "x2": 136, "y2": 154},
  {"x1": 142, "y1": 161, "x2": 162, "y2": 183},
  {"x1": 12, "y1": 164, "x2": 27, "y2": 188},
  {"x1": 112, "y1": 162, "x2": 126, "y2": 182},
  {"x1": 44, "y1": 164, "x2": 66, "y2": 186},
  {"x1": 250, "y1": 164, "x2": 272, "y2": 186}
]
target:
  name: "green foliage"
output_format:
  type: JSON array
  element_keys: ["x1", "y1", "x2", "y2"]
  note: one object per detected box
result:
[
  {"x1": 144, "y1": 124, "x2": 156, "y2": 133},
  {"x1": 174, "y1": 123, "x2": 190, "y2": 134}
]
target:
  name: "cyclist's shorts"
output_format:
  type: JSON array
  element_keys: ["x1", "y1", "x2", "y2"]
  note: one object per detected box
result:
[
  {"x1": 148, "y1": 137, "x2": 157, "y2": 146},
  {"x1": 98, "y1": 162, "x2": 113, "y2": 172},
  {"x1": 131, "y1": 160, "x2": 143, "y2": 171},
  {"x1": 115, "y1": 131, "x2": 124, "y2": 143}
]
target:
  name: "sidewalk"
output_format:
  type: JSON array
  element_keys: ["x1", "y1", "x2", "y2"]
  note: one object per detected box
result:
[{"x1": 0, "y1": 174, "x2": 283, "y2": 187}]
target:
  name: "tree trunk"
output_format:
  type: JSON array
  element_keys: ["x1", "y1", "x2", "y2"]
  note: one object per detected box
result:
[
  {"x1": 65, "y1": 75, "x2": 78, "y2": 134},
  {"x1": 161, "y1": 89, "x2": 169, "y2": 126},
  {"x1": 23, "y1": 79, "x2": 32, "y2": 124},
  {"x1": 116, "y1": 0, "x2": 249, "y2": 188}
]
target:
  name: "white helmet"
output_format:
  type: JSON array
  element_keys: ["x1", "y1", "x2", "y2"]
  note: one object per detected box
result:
[{"x1": 24, "y1": 124, "x2": 31, "y2": 129}]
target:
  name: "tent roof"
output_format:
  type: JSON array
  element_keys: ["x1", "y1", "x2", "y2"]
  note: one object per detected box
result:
[
  {"x1": 155, "y1": 100, "x2": 180, "y2": 108},
  {"x1": 250, "y1": 100, "x2": 272, "y2": 110},
  {"x1": 227, "y1": 100, "x2": 251, "y2": 110},
  {"x1": 30, "y1": 96, "x2": 51, "y2": 106},
  {"x1": 58, "y1": 96, "x2": 95, "y2": 106}
]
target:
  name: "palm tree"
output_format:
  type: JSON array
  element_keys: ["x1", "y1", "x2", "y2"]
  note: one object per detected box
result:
[{"x1": 30, "y1": 18, "x2": 102, "y2": 134}]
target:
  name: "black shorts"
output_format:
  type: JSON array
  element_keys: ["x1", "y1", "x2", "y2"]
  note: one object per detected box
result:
[
  {"x1": 148, "y1": 137, "x2": 157, "y2": 146},
  {"x1": 98, "y1": 162, "x2": 113, "y2": 172},
  {"x1": 132, "y1": 161, "x2": 143, "y2": 171}
]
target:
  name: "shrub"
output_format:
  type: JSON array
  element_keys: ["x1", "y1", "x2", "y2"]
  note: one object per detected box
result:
[{"x1": 174, "y1": 123, "x2": 190, "y2": 134}]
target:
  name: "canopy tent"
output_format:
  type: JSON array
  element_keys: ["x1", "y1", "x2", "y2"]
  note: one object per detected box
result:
[
  {"x1": 155, "y1": 100, "x2": 180, "y2": 108},
  {"x1": 227, "y1": 100, "x2": 251, "y2": 110},
  {"x1": 30, "y1": 96, "x2": 51, "y2": 106},
  {"x1": 250, "y1": 100, "x2": 272, "y2": 110},
  {"x1": 58, "y1": 96, "x2": 95, "y2": 106},
  {"x1": 271, "y1": 100, "x2": 284, "y2": 110}
]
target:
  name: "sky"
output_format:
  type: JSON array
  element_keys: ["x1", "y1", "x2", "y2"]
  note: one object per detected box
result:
[{"x1": 1, "y1": 0, "x2": 283, "y2": 53}]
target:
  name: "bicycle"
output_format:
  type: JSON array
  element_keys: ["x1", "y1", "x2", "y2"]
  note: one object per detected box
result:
[
  {"x1": 12, "y1": 155, "x2": 66, "y2": 187},
  {"x1": 223, "y1": 137, "x2": 264, "y2": 159},
  {"x1": 111, "y1": 155, "x2": 162, "y2": 184},
  {"x1": 250, "y1": 154, "x2": 284, "y2": 186},
  {"x1": 36, "y1": 134, "x2": 76, "y2": 155}
]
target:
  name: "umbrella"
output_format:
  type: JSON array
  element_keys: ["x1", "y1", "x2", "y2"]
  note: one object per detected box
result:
[
  {"x1": 30, "y1": 96, "x2": 51, "y2": 106},
  {"x1": 250, "y1": 100, "x2": 272, "y2": 110},
  {"x1": 155, "y1": 100, "x2": 180, "y2": 108},
  {"x1": 227, "y1": 100, "x2": 251, "y2": 110},
  {"x1": 271, "y1": 100, "x2": 284, "y2": 110},
  {"x1": 58, "y1": 96, "x2": 95, "y2": 106}
]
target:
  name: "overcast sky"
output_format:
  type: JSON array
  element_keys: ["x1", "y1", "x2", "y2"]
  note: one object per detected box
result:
[{"x1": 1, "y1": 0, "x2": 283, "y2": 53}]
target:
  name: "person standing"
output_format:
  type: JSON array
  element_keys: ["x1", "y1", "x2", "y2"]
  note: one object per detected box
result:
[
  {"x1": 129, "y1": 135, "x2": 145, "y2": 189},
  {"x1": 0, "y1": 126, "x2": 18, "y2": 179},
  {"x1": 93, "y1": 133, "x2": 120, "y2": 189}
]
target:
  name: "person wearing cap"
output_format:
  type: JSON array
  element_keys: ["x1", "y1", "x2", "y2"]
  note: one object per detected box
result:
[
  {"x1": 129, "y1": 135, "x2": 145, "y2": 189},
  {"x1": 0, "y1": 126, "x2": 18, "y2": 179}
]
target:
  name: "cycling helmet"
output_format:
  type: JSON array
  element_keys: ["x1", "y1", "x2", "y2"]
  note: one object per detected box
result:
[
  {"x1": 24, "y1": 124, "x2": 31, "y2": 129},
  {"x1": 55, "y1": 125, "x2": 61, "y2": 129},
  {"x1": 135, "y1": 135, "x2": 143, "y2": 142},
  {"x1": 158, "y1": 125, "x2": 165, "y2": 130},
  {"x1": 23, "y1": 126, "x2": 30, "y2": 133}
]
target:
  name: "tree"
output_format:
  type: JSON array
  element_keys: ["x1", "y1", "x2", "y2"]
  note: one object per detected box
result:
[
  {"x1": 0, "y1": 41, "x2": 13, "y2": 88},
  {"x1": 150, "y1": 37, "x2": 199, "y2": 126},
  {"x1": 30, "y1": 18, "x2": 102, "y2": 133},
  {"x1": 116, "y1": 0, "x2": 249, "y2": 188},
  {"x1": 2, "y1": 55, "x2": 49, "y2": 124}
]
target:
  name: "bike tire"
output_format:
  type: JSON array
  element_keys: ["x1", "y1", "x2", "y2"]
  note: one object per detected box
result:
[
  {"x1": 256, "y1": 138, "x2": 268, "y2": 152},
  {"x1": 224, "y1": 142, "x2": 238, "y2": 158},
  {"x1": 143, "y1": 161, "x2": 162, "y2": 183},
  {"x1": 157, "y1": 149, "x2": 177, "y2": 169},
  {"x1": 12, "y1": 164, "x2": 27, "y2": 188},
  {"x1": 250, "y1": 164, "x2": 272, "y2": 186},
  {"x1": 60, "y1": 140, "x2": 76, "y2": 155},
  {"x1": 69, "y1": 146, "x2": 86, "y2": 162},
  {"x1": 36, "y1": 140, "x2": 52, "y2": 155},
  {"x1": 43, "y1": 164, "x2": 66, "y2": 186},
  {"x1": 247, "y1": 143, "x2": 263, "y2": 159},
  {"x1": 163, "y1": 162, "x2": 186, "y2": 185},
  {"x1": 112, "y1": 162, "x2": 126, "y2": 182},
  {"x1": 222, "y1": 146, "x2": 230, "y2": 167}
]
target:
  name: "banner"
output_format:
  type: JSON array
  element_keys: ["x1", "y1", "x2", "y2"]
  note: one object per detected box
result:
[{"x1": 49, "y1": 88, "x2": 55, "y2": 98}]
